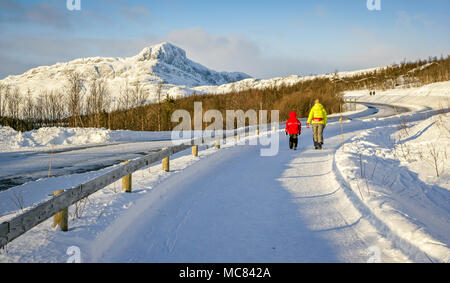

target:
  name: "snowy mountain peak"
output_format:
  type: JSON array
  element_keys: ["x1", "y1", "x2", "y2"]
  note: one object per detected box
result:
[
  {"x1": 135, "y1": 42, "x2": 187, "y2": 64},
  {"x1": 133, "y1": 42, "x2": 251, "y2": 87},
  {"x1": 0, "y1": 42, "x2": 252, "y2": 103}
]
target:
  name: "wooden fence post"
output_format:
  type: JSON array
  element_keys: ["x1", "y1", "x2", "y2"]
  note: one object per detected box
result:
[
  {"x1": 121, "y1": 161, "x2": 132, "y2": 193},
  {"x1": 53, "y1": 190, "x2": 68, "y2": 232},
  {"x1": 162, "y1": 156, "x2": 170, "y2": 172},
  {"x1": 192, "y1": 145, "x2": 198, "y2": 157}
]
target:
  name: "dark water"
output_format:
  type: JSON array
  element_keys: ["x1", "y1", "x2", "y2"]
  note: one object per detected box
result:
[{"x1": 0, "y1": 149, "x2": 160, "y2": 192}]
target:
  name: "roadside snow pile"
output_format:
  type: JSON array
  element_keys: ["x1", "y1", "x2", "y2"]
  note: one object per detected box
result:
[
  {"x1": 393, "y1": 112, "x2": 449, "y2": 186},
  {"x1": 32, "y1": 127, "x2": 110, "y2": 146},
  {"x1": 0, "y1": 127, "x2": 174, "y2": 152},
  {"x1": 0, "y1": 127, "x2": 27, "y2": 149},
  {"x1": 0, "y1": 127, "x2": 110, "y2": 151},
  {"x1": 335, "y1": 112, "x2": 450, "y2": 263}
]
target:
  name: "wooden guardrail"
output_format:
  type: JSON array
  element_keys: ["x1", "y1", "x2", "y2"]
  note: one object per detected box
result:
[{"x1": 0, "y1": 125, "x2": 273, "y2": 248}]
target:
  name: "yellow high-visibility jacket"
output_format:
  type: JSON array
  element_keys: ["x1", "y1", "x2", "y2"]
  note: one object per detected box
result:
[{"x1": 307, "y1": 103, "x2": 327, "y2": 125}]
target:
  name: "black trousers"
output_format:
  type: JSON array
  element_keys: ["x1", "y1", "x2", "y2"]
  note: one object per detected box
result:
[{"x1": 289, "y1": 134, "x2": 298, "y2": 149}]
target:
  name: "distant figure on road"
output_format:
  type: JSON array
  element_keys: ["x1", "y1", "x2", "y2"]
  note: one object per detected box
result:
[
  {"x1": 307, "y1": 99, "x2": 327, "y2": 150},
  {"x1": 285, "y1": 111, "x2": 301, "y2": 150}
]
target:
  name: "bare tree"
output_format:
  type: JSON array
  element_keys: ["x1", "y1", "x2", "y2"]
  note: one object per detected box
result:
[
  {"x1": 23, "y1": 88, "x2": 35, "y2": 120},
  {"x1": 87, "y1": 78, "x2": 110, "y2": 127},
  {"x1": 156, "y1": 82, "x2": 163, "y2": 131},
  {"x1": 0, "y1": 84, "x2": 11, "y2": 117},
  {"x1": 39, "y1": 91, "x2": 51, "y2": 122},
  {"x1": 118, "y1": 80, "x2": 132, "y2": 111},
  {"x1": 427, "y1": 144, "x2": 443, "y2": 178},
  {"x1": 34, "y1": 93, "x2": 45, "y2": 122},
  {"x1": 131, "y1": 83, "x2": 149, "y2": 107},
  {"x1": 86, "y1": 79, "x2": 99, "y2": 126},
  {"x1": 65, "y1": 72, "x2": 84, "y2": 127},
  {"x1": 8, "y1": 87, "x2": 22, "y2": 119},
  {"x1": 131, "y1": 82, "x2": 149, "y2": 131},
  {"x1": 48, "y1": 91, "x2": 65, "y2": 124}
]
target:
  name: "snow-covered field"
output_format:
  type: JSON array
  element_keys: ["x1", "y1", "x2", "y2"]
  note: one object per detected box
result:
[
  {"x1": 0, "y1": 81, "x2": 449, "y2": 263},
  {"x1": 345, "y1": 81, "x2": 450, "y2": 110},
  {"x1": 335, "y1": 112, "x2": 449, "y2": 262}
]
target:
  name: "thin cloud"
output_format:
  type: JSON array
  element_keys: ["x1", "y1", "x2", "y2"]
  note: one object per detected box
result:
[
  {"x1": 25, "y1": 2, "x2": 72, "y2": 29},
  {"x1": 0, "y1": 1, "x2": 72, "y2": 29},
  {"x1": 165, "y1": 28, "x2": 329, "y2": 78},
  {"x1": 396, "y1": 11, "x2": 433, "y2": 28},
  {"x1": 120, "y1": 5, "x2": 152, "y2": 23}
]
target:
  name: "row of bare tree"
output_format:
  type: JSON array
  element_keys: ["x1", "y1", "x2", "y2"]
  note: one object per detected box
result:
[{"x1": 0, "y1": 72, "x2": 158, "y2": 130}]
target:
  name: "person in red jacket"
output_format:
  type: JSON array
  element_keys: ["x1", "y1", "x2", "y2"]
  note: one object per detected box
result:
[{"x1": 285, "y1": 111, "x2": 302, "y2": 150}]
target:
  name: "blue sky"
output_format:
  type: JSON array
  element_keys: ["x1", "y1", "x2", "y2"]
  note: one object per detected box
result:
[{"x1": 0, "y1": 0, "x2": 449, "y2": 79}]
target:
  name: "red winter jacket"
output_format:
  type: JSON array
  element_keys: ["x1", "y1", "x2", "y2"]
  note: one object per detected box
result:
[{"x1": 285, "y1": 111, "x2": 301, "y2": 135}]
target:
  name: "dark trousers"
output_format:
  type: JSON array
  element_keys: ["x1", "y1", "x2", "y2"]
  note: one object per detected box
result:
[{"x1": 289, "y1": 134, "x2": 298, "y2": 149}]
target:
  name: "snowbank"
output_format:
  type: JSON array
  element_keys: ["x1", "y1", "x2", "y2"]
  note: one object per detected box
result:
[
  {"x1": 0, "y1": 127, "x2": 173, "y2": 152},
  {"x1": 393, "y1": 112, "x2": 449, "y2": 186},
  {"x1": 335, "y1": 112, "x2": 450, "y2": 263},
  {"x1": 0, "y1": 143, "x2": 227, "y2": 262}
]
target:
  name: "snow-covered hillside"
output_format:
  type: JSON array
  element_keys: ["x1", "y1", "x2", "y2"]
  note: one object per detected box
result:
[
  {"x1": 0, "y1": 42, "x2": 250, "y2": 104},
  {"x1": 345, "y1": 81, "x2": 450, "y2": 110},
  {"x1": 193, "y1": 66, "x2": 386, "y2": 95},
  {"x1": 1, "y1": 42, "x2": 393, "y2": 109}
]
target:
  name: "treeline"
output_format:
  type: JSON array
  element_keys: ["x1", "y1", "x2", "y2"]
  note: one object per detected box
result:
[
  {"x1": 0, "y1": 73, "x2": 151, "y2": 131},
  {"x1": 1, "y1": 55, "x2": 449, "y2": 132},
  {"x1": 69, "y1": 76, "x2": 344, "y2": 132},
  {"x1": 332, "y1": 55, "x2": 450, "y2": 91}
]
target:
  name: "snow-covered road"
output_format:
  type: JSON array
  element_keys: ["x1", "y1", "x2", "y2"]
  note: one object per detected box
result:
[
  {"x1": 89, "y1": 116, "x2": 410, "y2": 263},
  {"x1": 2, "y1": 98, "x2": 448, "y2": 263}
]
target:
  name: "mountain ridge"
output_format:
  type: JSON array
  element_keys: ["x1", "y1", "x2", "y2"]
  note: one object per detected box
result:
[{"x1": 0, "y1": 42, "x2": 251, "y2": 104}]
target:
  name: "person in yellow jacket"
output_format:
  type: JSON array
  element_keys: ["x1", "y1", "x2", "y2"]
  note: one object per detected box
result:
[{"x1": 307, "y1": 99, "x2": 327, "y2": 150}]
